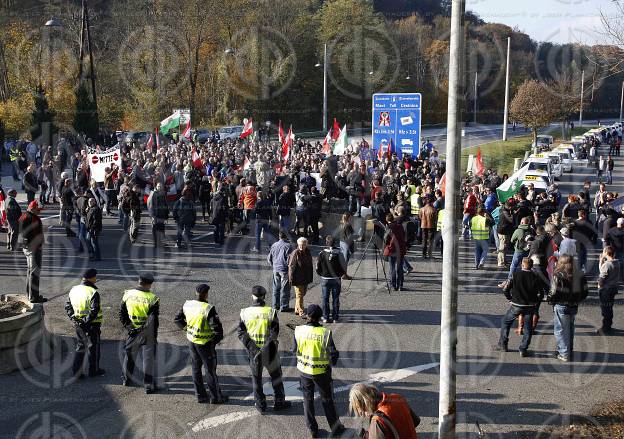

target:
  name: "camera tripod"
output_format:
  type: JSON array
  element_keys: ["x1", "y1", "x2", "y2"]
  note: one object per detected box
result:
[{"x1": 346, "y1": 232, "x2": 391, "y2": 295}]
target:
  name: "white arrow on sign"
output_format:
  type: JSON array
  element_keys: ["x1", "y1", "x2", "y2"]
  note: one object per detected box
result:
[{"x1": 191, "y1": 362, "x2": 438, "y2": 432}]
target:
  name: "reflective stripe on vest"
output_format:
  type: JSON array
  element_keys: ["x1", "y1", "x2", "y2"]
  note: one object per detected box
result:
[
  {"x1": 240, "y1": 306, "x2": 276, "y2": 348},
  {"x1": 295, "y1": 325, "x2": 331, "y2": 375},
  {"x1": 410, "y1": 194, "x2": 421, "y2": 215},
  {"x1": 122, "y1": 289, "x2": 158, "y2": 328},
  {"x1": 183, "y1": 300, "x2": 214, "y2": 344},
  {"x1": 68, "y1": 284, "x2": 102, "y2": 323},
  {"x1": 436, "y1": 209, "x2": 445, "y2": 232},
  {"x1": 471, "y1": 215, "x2": 489, "y2": 240}
]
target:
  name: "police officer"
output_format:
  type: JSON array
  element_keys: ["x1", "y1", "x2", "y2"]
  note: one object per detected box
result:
[
  {"x1": 238, "y1": 285, "x2": 291, "y2": 414},
  {"x1": 119, "y1": 273, "x2": 159, "y2": 393},
  {"x1": 293, "y1": 304, "x2": 343, "y2": 438},
  {"x1": 174, "y1": 283, "x2": 228, "y2": 404},
  {"x1": 64, "y1": 268, "x2": 104, "y2": 378}
]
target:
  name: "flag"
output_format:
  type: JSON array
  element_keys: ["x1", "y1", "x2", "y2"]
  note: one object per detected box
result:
[
  {"x1": 0, "y1": 189, "x2": 6, "y2": 228},
  {"x1": 496, "y1": 164, "x2": 529, "y2": 202},
  {"x1": 331, "y1": 118, "x2": 340, "y2": 141},
  {"x1": 160, "y1": 111, "x2": 181, "y2": 135},
  {"x1": 182, "y1": 115, "x2": 191, "y2": 139},
  {"x1": 322, "y1": 130, "x2": 332, "y2": 155},
  {"x1": 146, "y1": 133, "x2": 154, "y2": 151},
  {"x1": 333, "y1": 124, "x2": 347, "y2": 156},
  {"x1": 278, "y1": 120, "x2": 285, "y2": 145},
  {"x1": 155, "y1": 127, "x2": 160, "y2": 149},
  {"x1": 243, "y1": 156, "x2": 251, "y2": 170},
  {"x1": 240, "y1": 118, "x2": 253, "y2": 139},
  {"x1": 474, "y1": 147, "x2": 485, "y2": 176},
  {"x1": 282, "y1": 125, "x2": 293, "y2": 162},
  {"x1": 191, "y1": 148, "x2": 202, "y2": 169}
]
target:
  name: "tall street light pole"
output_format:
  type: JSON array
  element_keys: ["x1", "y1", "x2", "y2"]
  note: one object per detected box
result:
[
  {"x1": 439, "y1": 0, "x2": 465, "y2": 437},
  {"x1": 502, "y1": 36, "x2": 511, "y2": 141},
  {"x1": 619, "y1": 80, "x2": 623, "y2": 124},
  {"x1": 473, "y1": 71, "x2": 478, "y2": 125},
  {"x1": 579, "y1": 69, "x2": 584, "y2": 128},
  {"x1": 323, "y1": 43, "x2": 328, "y2": 133}
]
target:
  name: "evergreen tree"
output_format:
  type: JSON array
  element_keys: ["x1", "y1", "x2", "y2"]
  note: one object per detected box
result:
[
  {"x1": 30, "y1": 85, "x2": 56, "y2": 145},
  {"x1": 73, "y1": 82, "x2": 99, "y2": 139}
]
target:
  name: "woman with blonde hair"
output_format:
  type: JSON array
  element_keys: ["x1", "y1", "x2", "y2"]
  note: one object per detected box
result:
[{"x1": 349, "y1": 383, "x2": 420, "y2": 438}]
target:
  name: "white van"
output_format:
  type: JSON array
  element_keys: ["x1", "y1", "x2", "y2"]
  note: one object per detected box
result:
[
  {"x1": 528, "y1": 153, "x2": 562, "y2": 179},
  {"x1": 521, "y1": 157, "x2": 553, "y2": 184}
]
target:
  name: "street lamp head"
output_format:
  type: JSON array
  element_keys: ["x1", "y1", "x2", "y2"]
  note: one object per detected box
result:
[
  {"x1": 314, "y1": 62, "x2": 322, "y2": 68},
  {"x1": 368, "y1": 71, "x2": 374, "y2": 76},
  {"x1": 44, "y1": 17, "x2": 62, "y2": 27},
  {"x1": 405, "y1": 75, "x2": 411, "y2": 80},
  {"x1": 224, "y1": 48, "x2": 234, "y2": 55}
]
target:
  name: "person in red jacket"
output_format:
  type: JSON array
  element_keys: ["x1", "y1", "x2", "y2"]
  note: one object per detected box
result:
[
  {"x1": 349, "y1": 383, "x2": 420, "y2": 439},
  {"x1": 462, "y1": 186, "x2": 478, "y2": 239}
]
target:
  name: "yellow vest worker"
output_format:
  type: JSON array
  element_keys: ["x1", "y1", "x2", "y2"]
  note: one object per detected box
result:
[
  {"x1": 471, "y1": 208, "x2": 493, "y2": 270},
  {"x1": 174, "y1": 283, "x2": 227, "y2": 404},
  {"x1": 293, "y1": 304, "x2": 344, "y2": 437},
  {"x1": 410, "y1": 191, "x2": 422, "y2": 216},
  {"x1": 64, "y1": 268, "x2": 105, "y2": 378},
  {"x1": 119, "y1": 273, "x2": 159, "y2": 393},
  {"x1": 237, "y1": 286, "x2": 290, "y2": 414}
]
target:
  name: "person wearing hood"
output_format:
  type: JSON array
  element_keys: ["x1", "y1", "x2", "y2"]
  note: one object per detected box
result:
[{"x1": 209, "y1": 184, "x2": 228, "y2": 245}]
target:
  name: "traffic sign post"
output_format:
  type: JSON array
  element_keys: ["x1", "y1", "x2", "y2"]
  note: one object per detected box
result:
[{"x1": 372, "y1": 93, "x2": 422, "y2": 157}]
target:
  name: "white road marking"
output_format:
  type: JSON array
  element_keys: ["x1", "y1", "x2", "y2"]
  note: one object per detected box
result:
[
  {"x1": 191, "y1": 231, "x2": 214, "y2": 241},
  {"x1": 193, "y1": 362, "x2": 439, "y2": 432}
]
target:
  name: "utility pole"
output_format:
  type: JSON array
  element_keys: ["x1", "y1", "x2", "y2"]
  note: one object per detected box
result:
[
  {"x1": 579, "y1": 69, "x2": 584, "y2": 128},
  {"x1": 439, "y1": 0, "x2": 465, "y2": 437},
  {"x1": 502, "y1": 36, "x2": 511, "y2": 141},
  {"x1": 619, "y1": 80, "x2": 623, "y2": 124},
  {"x1": 473, "y1": 71, "x2": 478, "y2": 125},
  {"x1": 323, "y1": 43, "x2": 328, "y2": 133}
]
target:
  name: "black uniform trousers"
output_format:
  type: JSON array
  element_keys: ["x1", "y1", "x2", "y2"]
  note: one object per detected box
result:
[
  {"x1": 189, "y1": 342, "x2": 223, "y2": 401},
  {"x1": 249, "y1": 346, "x2": 286, "y2": 407},
  {"x1": 122, "y1": 330, "x2": 156, "y2": 388},
  {"x1": 300, "y1": 371, "x2": 339, "y2": 434},
  {"x1": 72, "y1": 324, "x2": 101, "y2": 375}
]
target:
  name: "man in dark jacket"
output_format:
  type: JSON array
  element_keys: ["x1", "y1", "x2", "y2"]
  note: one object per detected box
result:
[
  {"x1": 277, "y1": 184, "x2": 295, "y2": 232},
  {"x1": 384, "y1": 213, "x2": 407, "y2": 291},
  {"x1": 65, "y1": 268, "x2": 104, "y2": 378},
  {"x1": 306, "y1": 186, "x2": 323, "y2": 245},
  {"x1": 6, "y1": 189, "x2": 21, "y2": 251},
  {"x1": 495, "y1": 258, "x2": 542, "y2": 356},
  {"x1": 22, "y1": 163, "x2": 38, "y2": 203},
  {"x1": 497, "y1": 201, "x2": 515, "y2": 267},
  {"x1": 172, "y1": 187, "x2": 196, "y2": 249},
  {"x1": 316, "y1": 235, "x2": 348, "y2": 322},
  {"x1": 86, "y1": 198, "x2": 102, "y2": 261},
  {"x1": 573, "y1": 209, "x2": 598, "y2": 272},
  {"x1": 252, "y1": 191, "x2": 273, "y2": 252},
  {"x1": 210, "y1": 185, "x2": 228, "y2": 245},
  {"x1": 147, "y1": 183, "x2": 169, "y2": 248},
  {"x1": 19, "y1": 201, "x2": 46, "y2": 302}
]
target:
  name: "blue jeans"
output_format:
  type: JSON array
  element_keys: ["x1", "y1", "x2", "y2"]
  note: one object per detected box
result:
[
  {"x1": 402, "y1": 257, "x2": 413, "y2": 274},
  {"x1": 120, "y1": 211, "x2": 130, "y2": 231},
  {"x1": 553, "y1": 304, "x2": 577, "y2": 359},
  {"x1": 462, "y1": 214, "x2": 472, "y2": 238},
  {"x1": 508, "y1": 250, "x2": 528, "y2": 279},
  {"x1": 578, "y1": 245, "x2": 588, "y2": 271},
  {"x1": 387, "y1": 256, "x2": 404, "y2": 290},
  {"x1": 87, "y1": 232, "x2": 101, "y2": 260},
  {"x1": 255, "y1": 219, "x2": 271, "y2": 251},
  {"x1": 320, "y1": 278, "x2": 341, "y2": 320},
  {"x1": 214, "y1": 222, "x2": 225, "y2": 244},
  {"x1": 177, "y1": 224, "x2": 192, "y2": 245},
  {"x1": 272, "y1": 271, "x2": 291, "y2": 310},
  {"x1": 474, "y1": 239, "x2": 489, "y2": 267},
  {"x1": 77, "y1": 220, "x2": 87, "y2": 251},
  {"x1": 279, "y1": 215, "x2": 291, "y2": 232},
  {"x1": 498, "y1": 305, "x2": 535, "y2": 350},
  {"x1": 599, "y1": 287, "x2": 618, "y2": 330}
]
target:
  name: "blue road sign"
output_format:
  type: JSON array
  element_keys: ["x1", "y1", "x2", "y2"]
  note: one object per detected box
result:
[{"x1": 372, "y1": 93, "x2": 422, "y2": 157}]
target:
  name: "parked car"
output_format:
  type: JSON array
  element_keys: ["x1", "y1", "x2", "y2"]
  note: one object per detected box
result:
[{"x1": 218, "y1": 125, "x2": 244, "y2": 140}]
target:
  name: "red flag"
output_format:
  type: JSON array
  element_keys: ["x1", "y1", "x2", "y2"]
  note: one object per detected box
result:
[
  {"x1": 322, "y1": 130, "x2": 332, "y2": 155},
  {"x1": 146, "y1": 133, "x2": 154, "y2": 151},
  {"x1": 278, "y1": 120, "x2": 285, "y2": 145},
  {"x1": 475, "y1": 147, "x2": 485, "y2": 176},
  {"x1": 331, "y1": 118, "x2": 340, "y2": 141},
  {"x1": 387, "y1": 137, "x2": 394, "y2": 158},
  {"x1": 183, "y1": 116, "x2": 191, "y2": 140},
  {"x1": 240, "y1": 118, "x2": 253, "y2": 139},
  {"x1": 282, "y1": 125, "x2": 293, "y2": 162},
  {"x1": 191, "y1": 148, "x2": 202, "y2": 169}
]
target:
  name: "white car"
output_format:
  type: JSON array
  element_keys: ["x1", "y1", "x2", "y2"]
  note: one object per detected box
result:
[
  {"x1": 555, "y1": 143, "x2": 578, "y2": 160},
  {"x1": 528, "y1": 153, "x2": 562, "y2": 180},
  {"x1": 521, "y1": 174, "x2": 549, "y2": 195},
  {"x1": 521, "y1": 157, "x2": 553, "y2": 184}
]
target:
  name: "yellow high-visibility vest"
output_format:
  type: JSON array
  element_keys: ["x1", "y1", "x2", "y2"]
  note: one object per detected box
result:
[
  {"x1": 437, "y1": 209, "x2": 445, "y2": 232},
  {"x1": 68, "y1": 284, "x2": 102, "y2": 323},
  {"x1": 295, "y1": 325, "x2": 331, "y2": 375},
  {"x1": 410, "y1": 193, "x2": 421, "y2": 215},
  {"x1": 471, "y1": 215, "x2": 490, "y2": 240},
  {"x1": 183, "y1": 300, "x2": 215, "y2": 344},
  {"x1": 240, "y1": 306, "x2": 276, "y2": 348},
  {"x1": 122, "y1": 289, "x2": 159, "y2": 328}
]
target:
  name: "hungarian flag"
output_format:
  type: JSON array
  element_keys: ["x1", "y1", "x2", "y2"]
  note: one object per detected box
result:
[
  {"x1": 282, "y1": 125, "x2": 293, "y2": 162},
  {"x1": 240, "y1": 118, "x2": 253, "y2": 139},
  {"x1": 146, "y1": 133, "x2": 154, "y2": 151},
  {"x1": 182, "y1": 115, "x2": 191, "y2": 140},
  {"x1": 160, "y1": 111, "x2": 181, "y2": 135},
  {"x1": 191, "y1": 148, "x2": 203, "y2": 169},
  {"x1": 243, "y1": 156, "x2": 251, "y2": 170},
  {"x1": 333, "y1": 124, "x2": 347, "y2": 156},
  {"x1": 321, "y1": 130, "x2": 332, "y2": 155},
  {"x1": 474, "y1": 147, "x2": 485, "y2": 176},
  {"x1": 278, "y1": 120, "x2": 285, "y2": 145},
  {"x1": 331, "y1": 118, "x2": 340, "y2": 141}
]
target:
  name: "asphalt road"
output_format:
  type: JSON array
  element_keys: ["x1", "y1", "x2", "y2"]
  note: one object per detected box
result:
[{"x1": 0, "y1": 128, "x2": 623, "y2": 438}]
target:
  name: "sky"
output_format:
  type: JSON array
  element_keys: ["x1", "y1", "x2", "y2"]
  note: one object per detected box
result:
[{"x1": 468, "y1": 0, "x2": 619, "y2": 46}]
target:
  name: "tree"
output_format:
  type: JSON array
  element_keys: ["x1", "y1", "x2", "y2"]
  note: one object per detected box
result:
[
  {"x1": 73, "y1": 82, "x2": 98, "y2": 139},
  {"x1": 509, "y1": 80, "x2": 558, "y2": 144},
  {"x1": 30, "y1": 85, "x2": 56, "y2": 145}
]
